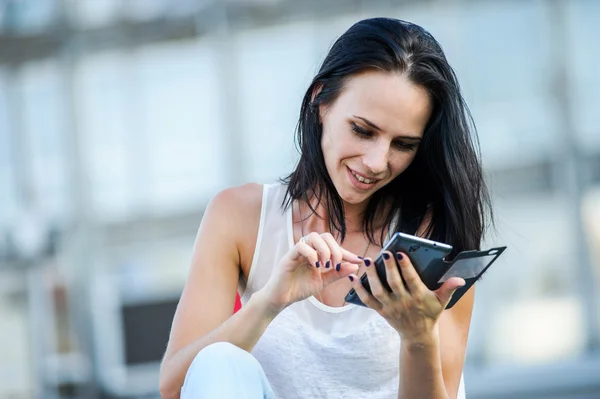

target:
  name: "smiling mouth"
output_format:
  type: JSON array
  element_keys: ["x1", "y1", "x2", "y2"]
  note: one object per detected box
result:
[{"x1": 348, "y1": 167, "x2": 380, "y2": 184}]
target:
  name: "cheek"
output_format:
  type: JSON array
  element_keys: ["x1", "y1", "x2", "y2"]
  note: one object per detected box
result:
[
  {"x1": 322, "y1": 129, "x2": 352, "y2": 162},
  {"x1": 320, "y1": 132, "x2": 333, "y2": 162},
  {"x1": 320, "y1": 131, "x2": 340, "y2": 175},
  {"x1": 390, "y1": 152, "x2": 417, "y2": 177}
]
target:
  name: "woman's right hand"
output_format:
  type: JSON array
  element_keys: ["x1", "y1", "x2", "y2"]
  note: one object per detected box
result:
[{"x1": 260, "y1": 232, "x2": 363, "y2": 312}]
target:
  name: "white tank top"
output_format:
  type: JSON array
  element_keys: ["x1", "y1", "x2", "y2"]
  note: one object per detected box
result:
[{"x1": 239, "y1": 183, "x2": 466, "y2": 399}]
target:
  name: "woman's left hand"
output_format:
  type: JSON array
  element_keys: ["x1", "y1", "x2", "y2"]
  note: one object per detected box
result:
[{"x1": 348, "y1": 251, "x2": 465, "y2": 344}]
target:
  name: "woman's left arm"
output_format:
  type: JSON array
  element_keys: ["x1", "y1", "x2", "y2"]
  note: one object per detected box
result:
[
  {"x1": 399, "y1": 286, "x2": 474, "y2": 399},
  {"x1": 349, "y1": 252, "x2": 474, "y2": 399}
]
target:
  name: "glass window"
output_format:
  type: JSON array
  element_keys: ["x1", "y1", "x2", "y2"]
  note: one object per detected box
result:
[
  {"x1": 0, "y1": 6, "x2": 5, "y2": 32},
  {"x1": 0, "y1": 284, "x2": 33, "y2": 398},
  {"x1": 123, "y1": 0, "x2": 203, "y2": 21},
  {"x1": 75, "y1": 41, "x2": 228, "y2": 220},
  {"x1": 469, "y1": 193, "x2": 588, "y2": 366},
  {"x1": 0, "y1": 69, "x2": 18, "y2": 228},
  {"x1": 235, "y1": 21, "x2": 316, "y2": 183},
  {"x1": 582, "y1": 185, "x2": 600, "y2": 342},
  {"x1": 4, "y1": 0, "x2": 59, "y2": 34},
  {"x1": 457, "y1": 1, "x2": 552, "y2": 102},
  {"x1": 136, "y1": 39, "x2": 228, "y2": 213},
  {"x1": 568, "y1": 0, "x2": 600, "y2": 152},
  {"x1": 74, "y1": 51, "x2": 138, "y2": 221},
  {"x1": 471, "y1": 96, "x2": 562, "y2": 169},
  {"x1": 121, "y1": 0, "x2": 167, "y2": 22},
  {"x1": 18, "y1": 60, "x2": 70, "y2": 223},
  {"x1": 66, "y1": 0, "x2": 120, "y2": 29}
]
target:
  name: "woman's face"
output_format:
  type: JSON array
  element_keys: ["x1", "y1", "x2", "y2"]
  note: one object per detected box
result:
[{"x1": 320, "y1": 70, "x2": 432, "y2": 206}]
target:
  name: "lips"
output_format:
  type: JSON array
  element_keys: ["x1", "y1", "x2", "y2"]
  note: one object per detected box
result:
[
  {"x1": 346, "y1": 166, "x2": 380, "y2": 190},
  {"x1": 348, "y1": 167, "x2": 380, "y2": 183}
]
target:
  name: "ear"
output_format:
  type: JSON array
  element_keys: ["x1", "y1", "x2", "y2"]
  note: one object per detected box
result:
[
  {"x1": 310, "y1": 82, "x2": 323, "y2": 103},
  {"x1": 311, "y1": 83, "x2": 323, "y2": 123}
]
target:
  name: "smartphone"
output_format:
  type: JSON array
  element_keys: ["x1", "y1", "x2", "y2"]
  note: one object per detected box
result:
[{"x1": 344, "y1": 232, "x2": 453, "y2": 306}]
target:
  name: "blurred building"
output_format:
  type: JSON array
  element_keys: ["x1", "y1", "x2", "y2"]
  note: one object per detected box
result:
[{"x1": 0, "y1": 0, "x2": 599, "y2": 398}]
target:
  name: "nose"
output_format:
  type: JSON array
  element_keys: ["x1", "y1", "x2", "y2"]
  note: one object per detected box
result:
[{"x1": 362, "y1": 141, "x2": 389, "y2": 175}]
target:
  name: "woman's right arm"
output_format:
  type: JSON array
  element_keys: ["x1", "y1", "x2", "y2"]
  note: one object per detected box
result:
[
  {"x1": 159, "y1": 184, "x2": 363, "y2": 398},
  {"x1": 158, "y1": 184, "x2": 277, "y2": 399}
]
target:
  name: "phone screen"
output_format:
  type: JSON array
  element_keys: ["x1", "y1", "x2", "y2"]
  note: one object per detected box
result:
[{"x1": 437, "y1": 254, "x2": 495, "y2": 282}]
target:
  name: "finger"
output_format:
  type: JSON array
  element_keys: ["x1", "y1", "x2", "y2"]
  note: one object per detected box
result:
[
  {"x1": 436, "y1": 277, "x2": 466, "y2": 307},
  {"x1": 320, "y1": 232, "x2": 343, "y2": 271},
  {"x1": 337, "y1": 262, "x2": 359, "y2": 276},
  {"x1": 382, "y1": 251, "x2": 407, "y2": 297},
  {"x1": 340, "y1": 247, "x2": 363, "y2": 264},
  {"x1": 294, "y1": 241, "x2": 320, "y2": 269},
  {"x1": 305, "y1": 232, "x2": 331, "y2": 269},
  {"x1": 348, "y1": 273, "x2": 383, "y2": 311},
  {"x1": 395, "y1": 252, "x2": 426, "y2": 294},
  {"x1": 322, "y1": 262, "x2": 359, "y2": 286},
  {"x1": 363, "y1": 257, "x2": 390, "y2": 304}
]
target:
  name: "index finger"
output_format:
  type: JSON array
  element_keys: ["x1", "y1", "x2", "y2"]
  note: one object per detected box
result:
[
  {"x1": 340, "y1": 247, "x2": 363, "y2": 264},
  {"x1": 319, "y1": 233, "x2": 343, "y2": 270}
]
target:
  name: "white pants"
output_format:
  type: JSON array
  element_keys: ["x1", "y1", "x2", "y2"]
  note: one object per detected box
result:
[{"x1": 181, "y1": 342, "x2": 275, "y2": 399}]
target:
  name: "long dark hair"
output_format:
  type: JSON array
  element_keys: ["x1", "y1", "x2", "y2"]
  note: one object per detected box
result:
[{"x1": 282, "y1": 17, "x2": 492, "y2": 255}]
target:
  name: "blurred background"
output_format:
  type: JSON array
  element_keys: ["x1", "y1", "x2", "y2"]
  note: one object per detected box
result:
[{"x1": 0, "y1": 0, "x2": 599, "y2": 398}]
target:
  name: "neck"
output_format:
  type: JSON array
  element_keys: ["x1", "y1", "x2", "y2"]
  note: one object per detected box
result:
[
  {"x1": 340, "y1": 201, "x2": 369, "y2": 234},
  {"x1": 299, "y1": 192, "x2": 385, "y2": 237}
]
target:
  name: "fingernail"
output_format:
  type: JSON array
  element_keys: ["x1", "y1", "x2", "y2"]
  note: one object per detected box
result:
[
  {"x1": 395, "y1": 253, "x2": 403, "y2": 261},
  {"x1": 325, "y1": 260, "x2": 330, "y2": 268},
  {"x1": 336, "y1": 263, "x2": 341, "y2": 272},
  {"x1": 364, "y1": 259, "x2": 371, "y2": 267},
  {"x1": 348, "y1": 276, "x2": 354, "y2": 282},
  {"x1": 382, "y1": 252, "x2": 390, "y2": 260},
  {"x1": 316, "y1": 261, "x2": 320, "y2": 268}
]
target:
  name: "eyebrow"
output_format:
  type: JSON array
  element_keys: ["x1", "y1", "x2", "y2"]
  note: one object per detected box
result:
[{"x1": 353, "y1": 115, "x2": 422, "y2": 141}]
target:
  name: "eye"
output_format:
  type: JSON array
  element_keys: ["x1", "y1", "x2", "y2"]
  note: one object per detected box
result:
[
  {"x1": 350, "y1": 122, "x2": 373, "y2": 138},
  {"x1": 392, "y1": 141, "x2": 418, "y2": 152},
  {"x1": 351, "y1": 121, "x2": 418, "y2": 152}
]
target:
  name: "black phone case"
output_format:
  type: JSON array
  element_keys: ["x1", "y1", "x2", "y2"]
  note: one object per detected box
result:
[{"x1": 345, "y1": 242, "x2": 506, "y2": 310}]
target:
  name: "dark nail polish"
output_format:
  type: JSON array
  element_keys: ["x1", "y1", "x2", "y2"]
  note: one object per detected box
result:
[
  {"x1": 396, "y1": 253, "x2": 403, "y2": 261},
  {"x1": 316, "y1": 261, "x2": 320, "y2": 268},
  {"x1": 382, "y1": 252, "x2": 390, "y2": 260},
  {"x1": 364, "y1": 259, "x2": 371, "y2": 266},
  {"x1": 348, "y1": 276, "x2": 354, "y2": 282},
  {"x1": 336, "y1": 263, "x2": 341, "y2": 272},
  {"x1": 357, "y1": 256, "x2": 364, "y2": 260},
  {"x1": 325, "y1": 260, "x2": 330, "y2": 268}
]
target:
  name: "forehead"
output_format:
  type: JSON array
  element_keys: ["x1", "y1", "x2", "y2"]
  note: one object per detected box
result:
[{"x1": 333, "y1": 70, "x2": 432, "y2": 137}]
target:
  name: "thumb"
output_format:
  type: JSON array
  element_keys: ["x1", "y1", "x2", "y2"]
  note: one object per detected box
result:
[
  {"x1": 436, "y1": 277, "x2": 466, "y2": 306},
  {"x1": 322, "y1": 262, "x2": 359, "y2": 286}
]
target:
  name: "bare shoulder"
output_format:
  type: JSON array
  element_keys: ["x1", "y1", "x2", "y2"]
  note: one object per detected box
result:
[
  {"x1": 207, "y1": 182, "x2": 263, "y2": 218},
  {"x1": 203, "y1": 183, "x2": 264, "y2": 273},
  {"x1": 204, "y1": 183, "x2": 263, "y2": 235}
]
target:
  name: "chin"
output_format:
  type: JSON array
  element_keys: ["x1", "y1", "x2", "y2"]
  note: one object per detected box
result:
[
  {"x1": 337, "y1": 185, "x2": 373, "y2": 205},
  {"x1": 340, "y1": 195, "x2": 363, "y2": 206}
]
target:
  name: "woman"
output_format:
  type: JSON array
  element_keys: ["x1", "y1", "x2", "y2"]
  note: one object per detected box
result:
[{"x1": 159, "y1": 17, "x2": 491, "y2": 399}]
